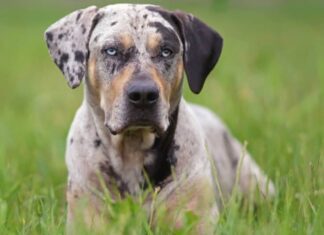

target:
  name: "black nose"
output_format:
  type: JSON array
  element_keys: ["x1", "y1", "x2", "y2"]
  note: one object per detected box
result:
[{"x1": 127, "y1": 79, "x2": 159, "y2": 108}]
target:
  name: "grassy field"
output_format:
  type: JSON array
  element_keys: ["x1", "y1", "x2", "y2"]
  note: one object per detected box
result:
[{"x1": 0, "y1": 0, "x2": 323, "y2": 234}]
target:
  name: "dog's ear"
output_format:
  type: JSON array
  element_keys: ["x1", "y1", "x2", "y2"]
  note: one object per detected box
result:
[
  {"x1": 148, "y1": 7, "x2": 223, "y2": 94},
  {"x1": 172, "y1": 11, "x2": 223, "y2": 94},
  {"x1": 44, "y1": 6, "x2": 101, "y2": 88}
]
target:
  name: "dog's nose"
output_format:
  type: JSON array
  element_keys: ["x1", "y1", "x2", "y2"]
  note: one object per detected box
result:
[{"x1": 127, "y1": 80, "x2": 159, "y2": 108}]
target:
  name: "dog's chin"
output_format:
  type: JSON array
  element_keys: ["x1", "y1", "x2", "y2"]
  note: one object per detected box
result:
[{"x1": 106, "y1": 121, "x2": 166, "y2": 136}]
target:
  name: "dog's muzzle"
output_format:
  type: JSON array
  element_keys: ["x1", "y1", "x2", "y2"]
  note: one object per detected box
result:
[
  {"x1": 106, "y1": 73, "x2": 165, "y2": 135},
  {"x1": 124, "y1": 74, "x2": 161, "y2": 131}
]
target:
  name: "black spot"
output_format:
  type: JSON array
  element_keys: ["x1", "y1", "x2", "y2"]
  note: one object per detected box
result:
[
  {"x1": 130, "y1": 22, "x2": 138, "y2": 30},
  {"x1": 58, "y1": 33, "x2": 64, "y2": 40},
  {"x1": 58, "y1": 50, "x2": 61, "y2": 55},
  {"x1": 223, "y1": 132, "x2": 239, "y2": 169},
  {"x1": 75, "y1": 66, "x2": 84, "y2": 80},
  {"x1": 93, "y1": 35, "x2": 101, "y2": 42},
  {"x1": 99, "y1": 161, "x2": 129, "y2": 197},
  {"x1": 70, "y1": 138, "x2": 74, "y2": 144},
  {"x1": 72, "y1": 43, "x2": 76, "y2": 48},
  {"x1": 110, "y1": 21, "x2": 117, "y2": 26},
  {"x1": 164, "y1": 61, "x2": 172, "y2": 71},
  {"x1": 81, "y1": 24, "x2": 86, "y2": 34},
  {"x1": 111, "y1": 63, "x2": 116, "y2": 74},
  {"x1": 76, "y1": 11, "x2": 83, "y2": 22},
  {"x1": 143, "y1": 14, "x2": 148, "y2": 19},
  {"x1": 166, "y1": 143, "x2": 179, "y2": 165},
  {"x1": 112, "y1": 12, "x2": 117, "y2": 15},
  {"x1": 94, "y1": 139, "x2": 101, "y2": 148},
  {"x1": 74, "y1": 50, "x2": 85, "y2": 63},
  {"x1": 46, "y1": 32, "x2": 53, "y2": 42},
  {"x1": 70, "y1": 76, "x2": 75, "y2": 83},
  {"x1": 58, "y1": 53, "x2": 69, "y2": 70},
  {"x1": 120, "y1": 46, "x2": 138, "y2": 69}
]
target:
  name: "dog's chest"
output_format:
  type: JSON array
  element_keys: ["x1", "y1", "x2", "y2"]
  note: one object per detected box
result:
[{"x1": 100, "y1": 130, "x2": 157, "y2": 196}]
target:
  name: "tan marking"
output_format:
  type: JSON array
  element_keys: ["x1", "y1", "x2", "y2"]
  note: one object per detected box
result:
[
  {"x1": 88, "y1": 57, "x2": 96, "y2": 85},
  {"x1": 149, "y1": 67, "x2": 170, "y2": 104},
  {"x1": 147, "y1": 34, "x2": 161, "y2": 52},
  {"x1": 119, "y1": 33, "x2": 134, "y2": 49},
  {"x1": 175, "y1": 60, "x2": 184, "y2": 90},
  {"x1": 170, "y1": 60, "x2": 184, "y2": 104},
  {"x1": 102, "y1": 65, "x2": 135, "y2": 106},
  {"x1": 87, "y1": 57, "x2": 101, "y2": 103}
]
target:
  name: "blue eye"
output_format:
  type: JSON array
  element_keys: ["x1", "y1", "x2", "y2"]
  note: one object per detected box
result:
[
  {"x1": 105, "y1": 47, "x2": 118, "y2": 56},
  {"x1": 161, "y1": 48, "x2": 173, "y2": 58}
]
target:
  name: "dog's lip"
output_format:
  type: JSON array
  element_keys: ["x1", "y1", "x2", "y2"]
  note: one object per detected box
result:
[{"x1": 106, "y1": 121, "x2": 163, "y2": 136}]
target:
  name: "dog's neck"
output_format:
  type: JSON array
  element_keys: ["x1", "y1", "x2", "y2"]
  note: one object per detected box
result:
[{"x1": 84, "y1": 90, "x2": 180, "y2": 194}]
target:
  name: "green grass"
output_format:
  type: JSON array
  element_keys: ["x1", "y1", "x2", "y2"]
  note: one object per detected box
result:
[{"x1": 0, "y1": 1, "x2": 323, "y2": 234}]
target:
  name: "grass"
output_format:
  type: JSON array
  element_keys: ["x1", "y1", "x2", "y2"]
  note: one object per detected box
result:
[{"x1": 0, "y1": 0, "x2": 323, "y2": 234}]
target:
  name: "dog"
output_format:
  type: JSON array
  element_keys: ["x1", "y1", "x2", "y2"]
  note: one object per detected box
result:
[{"x1": 45, "y1": 3, "x2": 275, "y2": 231}]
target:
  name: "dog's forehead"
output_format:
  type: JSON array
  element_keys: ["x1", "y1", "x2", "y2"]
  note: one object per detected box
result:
[{"x1": 90, "y1": 4, "x2": 177, "y2": 46}]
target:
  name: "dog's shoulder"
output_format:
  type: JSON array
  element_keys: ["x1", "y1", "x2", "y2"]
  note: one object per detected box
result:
[
  {"x1": 65, "y1": 103, "x2": 102, "y2": 159},
  {"x1": 188, "y1": 103, "x2": 227, "y2": 133},
  {"x1": 175, "y1": 99, "x2": 229, "y2": 159},
  {"x1": 171, "y1": 100, "x2": 212, "y2": 172}
]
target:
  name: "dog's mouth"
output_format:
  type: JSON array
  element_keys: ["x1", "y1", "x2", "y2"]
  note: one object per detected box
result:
[
  {"x1": 106, "y1": 120, "x2": 165, "y2": 136},
  {"x1": 104, "y1": 103, "x2": 169, "y2": 136}
]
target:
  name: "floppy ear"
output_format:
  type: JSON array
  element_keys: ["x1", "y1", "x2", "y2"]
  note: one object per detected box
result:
[
  {"x1": 44, "y1": 6, "x2": 101, "y2": 88},
  {"x1": 172, "y1": 11, "x2": 223, "y2": 94}
]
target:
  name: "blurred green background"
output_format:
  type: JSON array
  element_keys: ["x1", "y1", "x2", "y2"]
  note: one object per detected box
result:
[{"x1": 0, "y1": 0, "x2": 323, "y2": 234}]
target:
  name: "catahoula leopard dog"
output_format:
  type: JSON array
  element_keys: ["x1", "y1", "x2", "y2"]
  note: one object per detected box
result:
[{"x1": 45, "y1": 3, "x2": 275, "y2": 231}]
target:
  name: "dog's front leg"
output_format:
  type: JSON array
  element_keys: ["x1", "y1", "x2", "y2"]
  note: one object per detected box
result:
[
  {"x1": 66, "y1": 180, "x2": 107, "y2": 234},
  {"x1": 149, "y1": 173, "x2": 218, "y2": 234}
]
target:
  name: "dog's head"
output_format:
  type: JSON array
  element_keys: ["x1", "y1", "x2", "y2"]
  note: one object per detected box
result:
[{"x1": 45, "y1": 4, "x2": 223, "y2": 135}]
